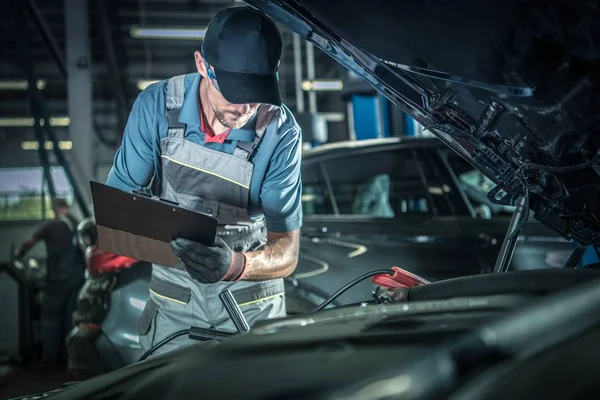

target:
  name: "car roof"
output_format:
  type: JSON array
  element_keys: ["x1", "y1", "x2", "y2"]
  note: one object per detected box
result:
[{"x1": 302, "y1": 137, "x2": 443, "y2": 158}]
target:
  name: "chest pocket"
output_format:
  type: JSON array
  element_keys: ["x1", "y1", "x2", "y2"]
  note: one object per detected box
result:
[{"x1": 162, "y1": 155, "x2": 250, "y2": 207}]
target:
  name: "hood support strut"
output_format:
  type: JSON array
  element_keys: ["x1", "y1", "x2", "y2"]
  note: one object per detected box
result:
[{"x1": 494, "y1": 195, "x2": 528, "y2": 273}]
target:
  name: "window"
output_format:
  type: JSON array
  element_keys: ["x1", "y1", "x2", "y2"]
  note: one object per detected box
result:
[
  {"x1": 301, "y1": 164, "x2": 334, "y2": 215},
  {"x1": 319, "y1": 147, "x2": 464, "y2": 217},
  {"x1": 446, "y1": 154, "x2": 515, "y2": 216},
  {"x1": 0, "y1": 167, "x2": 73, "y2": 221}
]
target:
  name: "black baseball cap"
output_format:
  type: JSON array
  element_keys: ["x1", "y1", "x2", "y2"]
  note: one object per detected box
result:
[{"x1": 202, "y1": 6, "x2": 282, "y2": 106}]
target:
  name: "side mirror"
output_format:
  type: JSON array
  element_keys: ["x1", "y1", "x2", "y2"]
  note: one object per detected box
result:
[{"x1": 474, "y1": 204, "x2": 492, "y2": 220}]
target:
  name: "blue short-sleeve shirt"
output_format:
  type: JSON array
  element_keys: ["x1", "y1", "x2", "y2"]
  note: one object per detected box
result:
[{"x1": 106, "y1": 73, "x2": 303, "y2": 232}]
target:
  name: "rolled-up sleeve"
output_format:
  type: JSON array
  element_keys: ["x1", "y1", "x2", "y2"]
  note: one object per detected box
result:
[
  {"x1": 106, "y1": 90, "x2": 158, "y2": 192},
  {"x1": 260, "y1": 127, "x2": 303, "y2": 232}
]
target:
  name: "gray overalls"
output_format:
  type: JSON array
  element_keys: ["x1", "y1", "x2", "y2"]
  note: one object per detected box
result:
[{"x1": 137, "y1": 74, "x2": 286, "y2": 356}]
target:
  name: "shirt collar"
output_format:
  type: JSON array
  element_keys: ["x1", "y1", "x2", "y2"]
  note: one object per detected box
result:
[
  {"x1": 178, "y1": 73, "x2": 202, "y2": 127},
  {"x1": 178, "y1": 74, "x2": 257, "y2": 143}
]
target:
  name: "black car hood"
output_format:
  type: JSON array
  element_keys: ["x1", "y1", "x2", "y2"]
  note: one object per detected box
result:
[{"x1": 246, "y1": 0, "x2": 600, "y2": 245}]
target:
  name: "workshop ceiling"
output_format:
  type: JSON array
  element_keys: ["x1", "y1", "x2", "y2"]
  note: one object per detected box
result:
[{"x1": 0, "y1": 0, "x2": 339, "y2": 149}]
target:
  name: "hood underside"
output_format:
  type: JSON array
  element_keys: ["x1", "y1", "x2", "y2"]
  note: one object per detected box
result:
[{"x1": 247, "y1": 0, "x2": 600, "y2": 245}]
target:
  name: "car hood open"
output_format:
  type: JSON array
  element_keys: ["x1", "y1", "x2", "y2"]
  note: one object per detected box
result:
[{"x1": 246, "y1": 0, "x2": 600, "y2": 245}]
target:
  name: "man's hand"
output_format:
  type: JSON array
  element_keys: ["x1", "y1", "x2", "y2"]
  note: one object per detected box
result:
[
  {"x1": 170, "y1": 237, "x2": 246, "y2": 283},
  {"x1": 15, "y1": 236, "x2": 36, "y2": 261}
]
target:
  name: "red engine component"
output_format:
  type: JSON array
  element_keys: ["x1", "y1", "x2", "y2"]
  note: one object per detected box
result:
[
  {"x1": 372, "y1": 266, "x2": 430, "y2": 289},
  {"x1": 86, "y1": 246, "x2": 138, "y2": 277}
]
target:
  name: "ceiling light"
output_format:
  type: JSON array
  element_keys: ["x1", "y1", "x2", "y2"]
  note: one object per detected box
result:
[
  {"x1": 301, "y1": 80, "x2": 344, "y2": 91},
  {"x1": 59, "y1": 141, "x2": 73, "y2": 150},
  {"x1": 49, "y1": 117, "x2": 70, "y2": 127},
  {"x1": 319, "y1": 112, "x2": 345, "y2": 122},
  {"x1": 0, "y1": 117, "x2": 70, "y2": 127},
  {"x1": 0, "y1": 80, "x2": 46, "y2": 90},
  {"x1": 137, "y1": 80, "x2": 161, "y2": 91},
  {"x1": 428, "y1": 187, "x2": 444, "y2": 195},
  {"x1": 0, "y1": 118, "x2": 35, "y2": 127},
  {"x1": 130, "y1": 26, "x2": 206, "y2": 40},
  {"x1": 21, "y1": 141, "x2": 73, "y2": 151},
  {"x1": 301, "y1": 194, "x2": 316, "y2": 202}
]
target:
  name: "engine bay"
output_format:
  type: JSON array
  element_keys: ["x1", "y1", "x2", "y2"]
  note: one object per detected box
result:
[{"x1": 254, "y1": 0, "x2": 600, "y2": 245}]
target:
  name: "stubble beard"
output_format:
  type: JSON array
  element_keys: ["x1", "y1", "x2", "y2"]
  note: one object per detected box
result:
[{"x1": 205, "y1": 81, "x2": 254, "y2": 129}]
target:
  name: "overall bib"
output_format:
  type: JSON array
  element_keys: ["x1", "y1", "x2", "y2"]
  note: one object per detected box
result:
[{"x1": 137, "y1": 74, "x2": 286, "y2": 356}]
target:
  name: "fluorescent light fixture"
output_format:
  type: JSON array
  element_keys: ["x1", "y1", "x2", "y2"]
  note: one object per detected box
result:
[
  {"x1": 130, "y1": 26, "x2": 206, "y2": 40},
  {"x1": 21, "y1": 141, "x2": 39, "y2": 150},
  {"x1": 0, "y1": 117, "x2": 70, "y2": 127},
  {"x1": 21, "y1": 141, "x2": 73, "y2": 151},
  {"x1": 428, "y1": 186, "x2": 444, "y2": 195},
  {"x1": 301, "y1": 194, "x2": 316, "y2": 202},
  {"x1": 0, "y1": 80, "x2": 46, "y2": 90},
  {"x1": 301, "y1": 79, "x2": 344, "y2": 91},
  {"x1": 0, "y1": 118, "x2": 35, "y2": 127},
  {"x1": 137, "y1": 80, "x2": 160, "y2": 91},
  {"x1": 49, "y1": 117, "x2": 70, "y2": 127},
  {"x1": 319, "y1": 112, "x2": 345, "y2": 122}
]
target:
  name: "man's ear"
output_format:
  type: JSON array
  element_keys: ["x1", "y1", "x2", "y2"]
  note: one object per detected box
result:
[{"x1": 195, "y1": 51, "x2": 207, "y2": 78}]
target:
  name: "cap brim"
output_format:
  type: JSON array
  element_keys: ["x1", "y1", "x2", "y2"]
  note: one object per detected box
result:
[{"x1": 214, "y1": 69, "x2": 282, "y2": 107}]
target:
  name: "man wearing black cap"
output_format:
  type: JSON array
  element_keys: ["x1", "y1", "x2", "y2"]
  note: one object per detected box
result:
[{"x1": 106, "y1": 6, "x2": 302, "y2": 356}]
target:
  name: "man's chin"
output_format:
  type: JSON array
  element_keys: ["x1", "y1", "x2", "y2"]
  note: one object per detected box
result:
[{"x1": 225, "y1": 118, "x2": 251, "y2": 129}]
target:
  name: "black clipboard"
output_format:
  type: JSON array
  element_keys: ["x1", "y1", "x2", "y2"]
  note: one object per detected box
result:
[{"x1": 90, "y1": 181, "x2": 218, "y2": 268}]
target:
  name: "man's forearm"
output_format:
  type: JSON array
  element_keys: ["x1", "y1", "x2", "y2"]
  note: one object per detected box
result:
[
  {"x1": 16, "y1": 236, "x2": 36, "y2": 258},
  {"x1": 241, "y1": 230, "x2": 299, "y2": 281}
]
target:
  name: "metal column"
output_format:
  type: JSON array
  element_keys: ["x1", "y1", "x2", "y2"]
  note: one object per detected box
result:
[
  {"x1": 293, "y1": 33, "x2": 305, "y2": 113},
  {"x1": 65, "y1": 0, "x2": 94, "y2": 201},
  {"x1": 305, "y1": 42, "x2": 317, "y2": 114}
]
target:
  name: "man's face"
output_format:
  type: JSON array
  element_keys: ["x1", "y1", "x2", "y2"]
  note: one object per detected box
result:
[{"x1": 195, "y1": 51, "x2": 259, "y2": 129}]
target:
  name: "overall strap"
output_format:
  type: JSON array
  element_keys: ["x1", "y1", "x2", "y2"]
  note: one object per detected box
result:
[
  {"x1": 233, "y1": 104, "x2": 284, "y2": 161},
  {"x1": 58, "y1": 215, "x2": 77, "y2": 246},
  {"x1": 146, "y1": 74, "x2": 188, "y2": 196},
  {"x1": 166, "y1": 74, "x2": 187, "y2": 139}
]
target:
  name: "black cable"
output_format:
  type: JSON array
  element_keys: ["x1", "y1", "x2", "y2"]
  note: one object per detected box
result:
[
  {"x1": 138, "y1": 329, "x2": 190, "y2": 361},
  {"x1": 138, "y1": 327, "x2": 234, "y2": 362},
  {"x1": 515, "y1": 154, "x2": 600, "y2": 178},
  {"x1": 139, "y1": 269, "x2": 395, "y2": 359},
  {"x1": 310, "y1": 269, "x2": 395, "y2": 313}
]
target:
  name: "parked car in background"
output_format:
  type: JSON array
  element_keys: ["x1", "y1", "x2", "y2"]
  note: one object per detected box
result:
[
  {"x1": 66, "y1": 218, "x2": 151, "y2": 379},
  {"x1": 284, "y1": 137, "x2": 573, "y2": 311}
]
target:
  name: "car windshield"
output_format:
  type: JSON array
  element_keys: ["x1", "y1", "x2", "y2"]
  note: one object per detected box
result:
[
  {"x1": 302, "y1": 145, "x2": 473, "y2": 218},
  {"x1": 446, "y1": 153, "x2": 516, "y2": 216}
]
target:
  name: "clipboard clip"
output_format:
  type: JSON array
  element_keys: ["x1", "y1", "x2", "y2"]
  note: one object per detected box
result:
[{"x1": 131, "y1": 189, "x2": 180, "y2": 207}]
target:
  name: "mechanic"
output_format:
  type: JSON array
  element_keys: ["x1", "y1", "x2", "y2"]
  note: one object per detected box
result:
[
  {"x1": 105, "y1": 6, "x2": 302, "y2": 356},
  {"x1": 15, "y1": 198, "x2": 85, "y2": 369}
]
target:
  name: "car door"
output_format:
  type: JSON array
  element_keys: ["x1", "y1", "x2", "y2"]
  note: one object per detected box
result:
[
  {"x1": 441, "y1": 150, "x2": 573, "y2": 271},
  {"x1": 296, "y1": 142, "x2": 492, "y2": 306}
]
